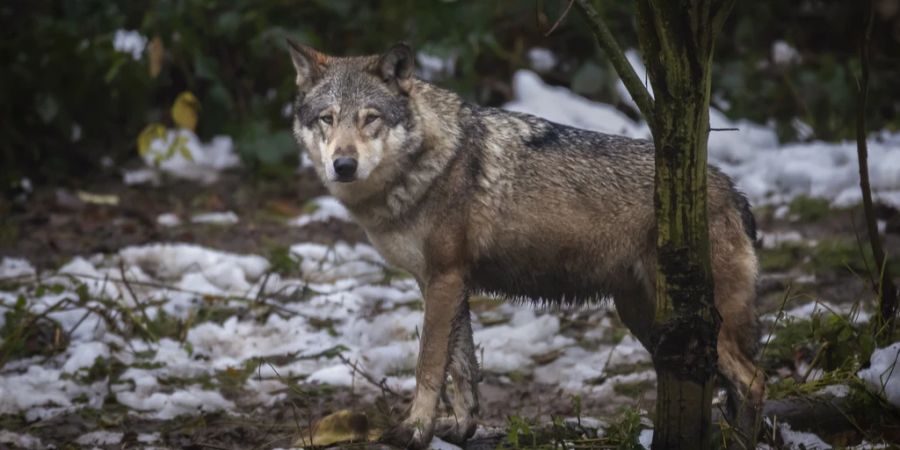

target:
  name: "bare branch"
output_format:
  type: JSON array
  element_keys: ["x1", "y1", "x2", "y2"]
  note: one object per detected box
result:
[
  {"x1": 711, "y1": 0, "x2": 737, "y2": 35},
  {"x1": 856, "y1": 0, "x2": 897, "y2": 343},
  {"x1": 574, "y1": 0, "x2": 656, "y2": 128},
  {"x1": 338, "y1": 354, "x2": 407, "y2": 400},
  {"x1": 545, "y1": 0, "x2": 575, "y2": 37}
]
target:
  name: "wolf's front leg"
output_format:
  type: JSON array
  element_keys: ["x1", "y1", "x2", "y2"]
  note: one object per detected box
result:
[{"x1": 382, "y1": 270, "x2": 466, "y2": 449}]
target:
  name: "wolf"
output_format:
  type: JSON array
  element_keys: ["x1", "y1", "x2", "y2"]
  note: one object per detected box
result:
[{"x1": 287, "y1": 40, "x2": 764, "y2": 448}]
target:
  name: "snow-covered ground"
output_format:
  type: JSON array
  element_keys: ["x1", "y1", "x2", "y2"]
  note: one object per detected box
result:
[{"x1": 0, "y1": 238, "x2": 649, "y2": 449}]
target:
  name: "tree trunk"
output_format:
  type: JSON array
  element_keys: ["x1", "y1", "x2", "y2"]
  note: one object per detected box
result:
[
  {"x1": 575, "y1": 0, "x2": 735, "y2": 447},
  {"x1": 645, "y1": 50, "x2": 718, "y2": 450},
  {"x1": 634, "y1": 1, "x2": 733, "y2": 449}
]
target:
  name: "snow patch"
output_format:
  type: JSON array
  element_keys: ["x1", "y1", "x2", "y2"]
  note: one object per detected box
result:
[
  {"x1": 113, "y1": 29, "x2": 147, "y2": 60},
  {"x1": 772, "y1": 40, "x2": 801, "y2": 66},
  {"x1": 191, "y1": 211, "x2": 239, "y2": 225},
  {"x1": 858, "y1": 343, "x2": 900, "y2": 408},
  {"x1": 157, "y1": 213, "x2": 182, "y2": 227},
  {"x1": 127, "y1": 130, "x2": 239, "y2": 184},
  {"x1": 778, "y1": 422, "x2": 831, "y2": 449},
  {"x1": 63, "y1": 341, "x2": 110, "y2": 373},
  {"x1": 0, "y1": 257, "x2": 35, "y2": 279},
  {"x1": 476, "y1": 308, "x2": 574, "y2": 373},
  {"x1": 307, "y1": 364, "x2": 355, "y2": 386},
  {"x1": 0, "y1": 366, "x2": 104, "y2": 415},
  {"x1": 429, "y1": 436, "x2": 463, "y2": 450},
  {"x1": 116, "y1": 384, "x2": 235, "y2": 419},
  {"x1": 76, "y1": 431, "x2": 124, "y2": 446},
  {"x1": 639, "y1": 429, "x2": 653, "y2": 449},
  {"x1": 417, "y1": 52, "x2": 456, "y2": 81},
  {"x1": 779, "y1": 301, "x2": 870, "y2": 324},
  {"x1": 289, "y1": 196, "x2": 351, "y2": 227},
  {"x1": 506, "y1": 69, "x2": 900, "y2": 208},
  {"x1": 123, "y1": 168, "x2": 160, "y2": 185},
  {"x1": 0, "y1": 430, "x2": 44, "y2": 449},
  {"x1": 505, "y1": 70, "x2": 649, "y2": 138},
  {"x1": 528, "y1": 47, "x2": 557, "y2": 72},
  {"x1": 119, "y1": 243, "x2": 268, "y2": 283},
  {"x1": 818, "y1": 383, "x2": 850, "y2": 399}
]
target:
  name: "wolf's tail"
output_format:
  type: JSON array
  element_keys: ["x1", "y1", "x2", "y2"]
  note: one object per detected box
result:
[
  {"x1": 728, "y1": 180, "x2": 762, "y2": 358},
  {"x1": 731, "y1": 188, "x2": 757, "y2": 246}
]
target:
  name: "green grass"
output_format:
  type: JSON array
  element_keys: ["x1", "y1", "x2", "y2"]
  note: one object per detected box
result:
[
  {"x1": 759, "y1": 236, "x2": 900, "y2": 277},
  {"x1": 266, "y1": 243, "x2": 298, "y2": 275},
  {"x1": 602, "y1": 406, "x2": 646, "y2": 450},
  {"x1": 761, "y1": 318, "x2": 814, "y2": 370},
  {"x1": 758, "y1": 241, "x2": 808, "y2": 272},
  {"x1": 0, "y1": 221, "x2": 18, "y2": 247},
  {"x1": 612, "y1": 379, "x2": 655, "y2": 398},
  {"x1": 788, "y1": 196, "x2": 832, "y2": 222}
]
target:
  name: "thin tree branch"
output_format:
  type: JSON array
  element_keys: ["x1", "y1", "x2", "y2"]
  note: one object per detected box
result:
[
  {"x1": 545, "y1": 0, "x2": 575, "y2": 36},
  {"x1": 710, "y1": 0, "x2": 737, "y2": 35},
  {"x1": 857, "y1": 0, "x2": 897, "y2": 343},
  {"x1": 338, "y1": 354, "x2": 406, "y2": 399},
  {"x1": 574, "y1": 0, "x2": 656, "y2": 129}
]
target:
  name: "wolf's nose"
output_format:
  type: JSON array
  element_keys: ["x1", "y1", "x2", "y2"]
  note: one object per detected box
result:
[{"x1": 333, "y1": 157, "x2": 358, "y2": 178}]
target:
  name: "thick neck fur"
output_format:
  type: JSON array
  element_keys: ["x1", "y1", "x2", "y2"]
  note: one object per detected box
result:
[{"x1": 333, "y1": 79, "x2": 466, "y2": 231}]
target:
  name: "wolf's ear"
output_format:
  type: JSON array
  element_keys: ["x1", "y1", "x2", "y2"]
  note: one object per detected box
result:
[
  {"x1": 377, "y1": 42, "x2": 414, "y2": 94},
  {"x1": 286, "y1": 38, "x2": 328, "y2": 90}
]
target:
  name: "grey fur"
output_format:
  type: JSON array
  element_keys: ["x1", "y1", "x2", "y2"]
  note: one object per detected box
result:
[{"x1": 289, "y1": 43, "x2": 764, "y2": 449}]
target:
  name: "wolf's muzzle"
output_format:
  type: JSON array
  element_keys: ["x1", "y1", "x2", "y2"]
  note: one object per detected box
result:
[{"x1": 333, "y1": 157, "x2": 358, "y2": 182}]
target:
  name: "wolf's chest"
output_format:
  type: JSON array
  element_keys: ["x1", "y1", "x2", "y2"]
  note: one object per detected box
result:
[{"x1": 365, "y1": 227, "x2": 427, "y2": 280}]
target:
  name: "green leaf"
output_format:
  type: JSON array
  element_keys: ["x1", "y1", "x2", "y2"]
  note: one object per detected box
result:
[
  {"x1": 104, "y1": 57, "x2": 127, "y2": 83},
  {"x1": 76, "y1": 283, "x2": 90, "y2": 302},
  {"x1": 178, "y1": 143, "x2": 193, "y2": 162}
]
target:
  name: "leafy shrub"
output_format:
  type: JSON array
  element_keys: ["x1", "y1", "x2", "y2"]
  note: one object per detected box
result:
[{"x1": 3, "y1": 0, "x2": 898, "y2": 189}]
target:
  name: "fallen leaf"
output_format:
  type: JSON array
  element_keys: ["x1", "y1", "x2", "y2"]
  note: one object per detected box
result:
[
  {"x1": 266, "y1": 199, "x2": 303, "y2": 217},
  {"x1": 76, "y1": 191, "x2": 119, "y2": 206},
  {"x1": 294, "y1": 409, "x2": 369, "y2": 446}
]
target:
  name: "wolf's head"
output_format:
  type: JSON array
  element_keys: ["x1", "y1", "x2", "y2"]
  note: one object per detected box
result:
[{"x1": 287, "y1": 40, "x2": 422, "y2": 191}]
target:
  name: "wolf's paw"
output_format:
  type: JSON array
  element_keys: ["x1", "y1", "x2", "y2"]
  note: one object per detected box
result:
[
  {"x1": 434, "y1": 417, "x2": 476, "y2": 445},
  {"x1": 380, "y1": 419, "x2": 433, "y2": 450}
]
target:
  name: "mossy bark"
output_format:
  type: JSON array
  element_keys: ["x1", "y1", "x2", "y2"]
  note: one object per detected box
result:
[{"x1": 637, "y1": 2, "x2": 736, "y2": 448}]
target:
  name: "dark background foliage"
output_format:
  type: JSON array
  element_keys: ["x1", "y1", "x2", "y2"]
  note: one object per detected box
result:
[{"x1": 2, "y1": 0, "x2": 899, "y2": 188}]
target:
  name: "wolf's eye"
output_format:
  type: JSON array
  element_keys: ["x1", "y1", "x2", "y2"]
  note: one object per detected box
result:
[
  {"x1": 319, "y1": 115, "x2": 333, "y2": 126},
  {"x1": 363, "y1": 113, "x2": 380, "y2": 126}
]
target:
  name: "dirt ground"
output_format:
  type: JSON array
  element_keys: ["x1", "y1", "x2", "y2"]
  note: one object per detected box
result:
[{"x1": 1, "y1": 166, "x2": 899, "y2": 449}]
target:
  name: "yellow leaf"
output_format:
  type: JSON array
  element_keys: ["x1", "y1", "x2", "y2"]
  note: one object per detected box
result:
[
  {"x1": 137, "y1": 123, "x2": 167, "y2": 156},
  {"x1": 171, "y1": 91, "x2": 200, "y2": 131},
  {"x1": 148, "y1": 35, "x2": 164, "y2": 78},
  {"x1": 294, "y1": 409, "x2": 369, "y2": 447},
  {"x1": 76, "y1": 191, "x2": 119, "y2": 206}
]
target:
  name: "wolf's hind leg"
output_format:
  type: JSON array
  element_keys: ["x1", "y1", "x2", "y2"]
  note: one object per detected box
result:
[
  {"x1": 713, "y1": 230, "x2": 764, "y2": 448},
  {"x1": 718, "y1": 335, "x2": 765, "y2": 448},
  {"x1": 611, "y1": 265, "x2": 656, "y2": 348},
  {"x1": 434, "y1": 298, "x2": 479, "y2": 444}
]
